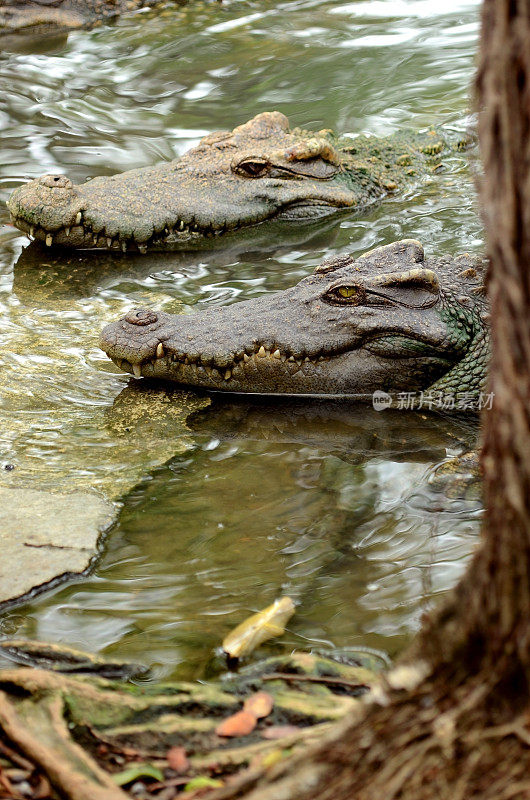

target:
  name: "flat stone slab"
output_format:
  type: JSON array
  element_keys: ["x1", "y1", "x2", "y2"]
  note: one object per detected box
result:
[{"x1": 0, "y1": 488, "x2": 116, "y2": 605}]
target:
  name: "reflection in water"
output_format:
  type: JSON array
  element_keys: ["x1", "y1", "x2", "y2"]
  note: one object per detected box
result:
[
  {"x1": 6, "y1": 393, "x2": 481, "y2": 681},
  {"x1": 0, "y1": 0, "x2": 484, "y2": 675},
  {"x1": 11, "y1": 218, "x2": 343, "y2": 307}
]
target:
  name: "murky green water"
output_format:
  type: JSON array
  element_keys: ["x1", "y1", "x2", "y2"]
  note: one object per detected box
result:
[{"x1": 0, "y1": 0, "x2": 483, "y2": 680}]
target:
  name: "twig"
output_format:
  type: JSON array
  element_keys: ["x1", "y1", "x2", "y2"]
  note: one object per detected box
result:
[
  {"x1": 261, "y1": 673, "x2": 370, "y2": 690},
  {"x1": 0, "y1": 769, "x2": 25, "y2": 800},
  {"x1": 148, "y1": 777, "x2": 189, "y2": 791},
  {"x1": 0, "y1": 740, "x2": 34, "y2": 772},
  {"x1": 85, "y1": 724, "x2": 162, "y2": 761}
]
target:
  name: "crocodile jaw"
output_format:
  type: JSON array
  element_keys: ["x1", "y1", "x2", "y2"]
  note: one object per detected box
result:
[
  {"x1": 7, "y1": 111, "x2": 359, "y2": 252},
  {"x1": 99, "y1": 299, "x2": 456, "y2": 397},
  {"x1": 108, "y1": 345, "x2": 453, "y2": 397},
  {"x1": 7, "y1": 168, "x2": 354, "y2": 253}
]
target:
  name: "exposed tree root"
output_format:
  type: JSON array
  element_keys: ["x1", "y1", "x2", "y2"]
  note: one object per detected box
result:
[
  {"x1": 204, "y1": 654, "x2": 530, "y2": 800},
  {"x1": 0, "y1": 690, "x2": 126, "y2": 800},
  {"x1": 0, "y1": 648, "x2": 376, "y2": 800}
]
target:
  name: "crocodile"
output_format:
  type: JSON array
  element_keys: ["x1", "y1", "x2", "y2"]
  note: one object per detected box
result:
[
  {"x1": 0, "y1": 0, "x2": 166, "y2": 35},
  {"x1": 7, "y1": 111, "x2": 472, "y2": 253},
  {"x1": 99, "y1": 239, "x2": 490, "y2": 405}
]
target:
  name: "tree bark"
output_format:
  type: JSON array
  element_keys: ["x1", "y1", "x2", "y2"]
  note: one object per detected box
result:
[{"x1": 207, "y1": 1, "x2": 530, "y2": 797}]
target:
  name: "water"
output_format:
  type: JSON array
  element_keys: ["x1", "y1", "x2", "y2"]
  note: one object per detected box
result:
[{"x1": 0, "y1": 0, "x2": 484, "y2": 680}]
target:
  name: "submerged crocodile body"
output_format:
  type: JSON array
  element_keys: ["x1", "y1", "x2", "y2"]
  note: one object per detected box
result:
[
  {"x1": 8, "y1": 111, "x2": 471, "y2": 253},
  {"x1": 0, "y1": 0, "x2": 165, "y2": 35},
  {"x1": 99, "y1": 240, "x2": 490, "y2": 403}
]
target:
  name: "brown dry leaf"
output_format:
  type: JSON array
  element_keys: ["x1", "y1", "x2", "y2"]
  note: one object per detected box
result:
[
  {"x1": 215, "y1": 710, "x2": 257, "y2": 738},
  {"x1": 243, "y1": 691, "x2": 274, "y2": 720},
  {"x1": 167, "y1": 746, "x2": 190, "y2": 773},
  {"x1": 222, "y1": 597, "x2": 295, "y2": 659},
  {"x1": 261, "y1": 725, "x2": 302, "y2": 740}
]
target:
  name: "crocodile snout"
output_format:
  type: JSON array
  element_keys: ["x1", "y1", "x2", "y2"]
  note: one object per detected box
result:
[
  {"x1": 124, "y1": 310, "x2": 159, "y2": 326},
  {"x1": 7, "y1": 173, "x2": 84, "y2": 244},
  {"x1": 99, "y1": 308, "x2": 172, "y2": 377},
  {"x1": 37, "y1": 174, "x2": 74, "y2": 191}
]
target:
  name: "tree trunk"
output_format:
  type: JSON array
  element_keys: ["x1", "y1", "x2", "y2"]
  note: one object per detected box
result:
[{"x1": 209, "y1": 1, "x2": 530, "y2": 797}]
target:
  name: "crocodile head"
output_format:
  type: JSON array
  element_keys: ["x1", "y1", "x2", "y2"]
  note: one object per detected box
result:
[
  {"x1": 7, "y1": 112, "x2": 358, "y2": 252},
  {"x1": 0, "y1": 0, "x2": 153, "y2": 33},
  {"x1": 99, "y1": 240, "x2": 489, "y2": 399}
]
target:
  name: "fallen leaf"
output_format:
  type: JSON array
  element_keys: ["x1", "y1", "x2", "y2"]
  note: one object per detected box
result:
[
  {"x1": 215, "y1": 710, "x2": 257, "y2": 738},
  {"x1": 261, "y1": 748, "x2": 286, "y2": 769},
  {"x1": 222, "y1": 597, "x2": 295, "y2": 659},
  {"x1": 243, "y1": 691, "x2": 274, "y2": 719},
  {"x1": 112, "y1": 763, "x2": 164, "y2": 786},
  {"x1": 184, "y1": 776, "x2": 223, "y2": 792},
  {"x1": 167, "y1": 745, "x2": 189, "y2": 773},
  {"x1": 261, "y1": 725, "x2": 302, "y2": 740}
]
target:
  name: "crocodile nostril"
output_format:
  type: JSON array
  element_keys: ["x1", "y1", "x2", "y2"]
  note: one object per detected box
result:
[
  {"x1": 38, "y1": 174, "x2": 73, "y2": 190},
  {"x1": 124, "y1": 309, "x2": 158, "y2": 326}
]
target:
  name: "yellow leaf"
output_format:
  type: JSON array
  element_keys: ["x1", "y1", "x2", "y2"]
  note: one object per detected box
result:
[
  {"x1": 222, "y1": 597, "x2": 295, "y2": 659},
  {"x1": 262, "y1": 748, "x2": 286, "y2": 768}
]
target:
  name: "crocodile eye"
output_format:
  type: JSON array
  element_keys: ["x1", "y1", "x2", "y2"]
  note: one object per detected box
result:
[
  {"x1": 338, "y1": 287, "x2": 360, "y2": 299},
  {"x1": 325, "y1": 285, "x2": 367, "y2": 305},
  {"x1": 233, "y1": 158, "x2": 270, "y2": 178}
]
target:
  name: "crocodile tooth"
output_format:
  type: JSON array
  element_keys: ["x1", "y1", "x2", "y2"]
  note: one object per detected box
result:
[
  {"x1": 75, "y1": 212, "x2": 82, "y2": 225},
  {"x1": 178, "y1": 221, "x2": 185, "y2": 231},
  {"x1": 45, "y1": 234, "x2": 53, "y2": 247},
  {"x1": 133, "y1": 364, "x2": 142, "y2": 378},
  {"x1": 243, "y1": 353, "x2": 250, "y2": 363},
  {"x1": 29, "y1": 225, "x2": 34, "y2": 237},
  {"x1": 93, "y1": 234, "x2": 98, "y2": 245},
  {"x1": 65, "y1": 227, "x2": 70, "y2": 237},
  {"x1": 258, "y1": 346, "x2": 266, "y2": 358},
  {"x1": 107, "y1": 238, "x2": 112, "y2": 248},
  {"x1": 224, "y1": 369, "x2": 232, "y2": 380},
  {"x1": 156, "y1": 343, "x2": 164, "y2": 358},
  {"x1": 288, "y1": 356, "x2": 295, "y2": 362},
  {"x1": 272, "y1": 349, "x2": 281, "y2": 359},
  {"x1": 297, "y1": 359, "x2": 303, "y2": 367},
  {"x1": 138, "y1": 244, "x2": 147, "y2": 254},
  {"x1": 304, "y1": 357, "x2": 310, "y2": 363},
  {"x1": 121, "y1": 241, "x2": 127, "y2": 253}
]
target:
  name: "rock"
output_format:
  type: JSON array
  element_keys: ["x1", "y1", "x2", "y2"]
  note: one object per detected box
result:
[{"x1": 0, "y1": 487, "x2": 115, "y2": 604}]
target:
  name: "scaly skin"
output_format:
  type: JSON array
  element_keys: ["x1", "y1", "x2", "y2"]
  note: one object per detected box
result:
[
  {"x1": 0, "y1": 0, "x2": 164, "y2": 34},
  {"x1": 99, "y1": 240, "x2": 490, "y2": 403},
  {"x1": 7, "y1": 111, "x2": 472, "y2": 253}
]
